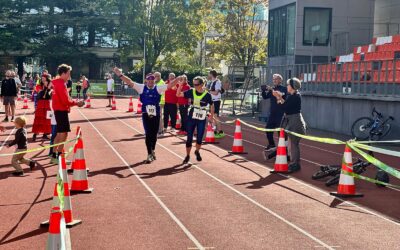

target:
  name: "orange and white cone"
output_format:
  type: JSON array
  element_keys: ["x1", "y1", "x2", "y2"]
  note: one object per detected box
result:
[
  {"x1": 85, "y1": 96, "x2": 91, "y2": 108},
  {"x1": 128, "y1": 97, "x2": 134, "y2": 112},
  {"x1": 136, "y1": 100, "x2": 142, "y2": 114},
  {"x1": 70, "y1": 134, "x2": 93, "y2": 194},
  {"x1": 204, "y1": 123, "x2": 217, "y2": 144},
  {"x1": 270, "y1": 129, "x2": 289, "y2": 173},
  {"x1": 331, "y1": 146, "x2": 363, "y2": 198},
  {"x1": 175, "y1": 114, "x2": 181, "y2": 129},
  {"x1": 229, "y1": 119, "x2": 247, "y2": 154},
  {"x1": 46, "y1": 207, "x2": 67, "y2": 250},
  {"x1": 41, "y1": 154, "x2": 82, "y2": 228},
  {"x1": 22, "y1": 94, "x2": 29, "y2": 109},
  {"x1": 17, "y1": 94, "x2": 22, "y2": 101},
  {"x1": 111, "y1": 96, "x2": 117, "y2": 110}
]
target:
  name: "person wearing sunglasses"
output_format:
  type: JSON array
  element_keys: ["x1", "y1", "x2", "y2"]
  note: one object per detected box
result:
[
  {"x1": 113, "y1": 67, "x2": 174, "y2": 164},
  {"x1": 273, "y1": 77, "x2": 306, "y2": 173},
  {"x1": 176, "y1": 76, "x2": 215, "y2": 164}
]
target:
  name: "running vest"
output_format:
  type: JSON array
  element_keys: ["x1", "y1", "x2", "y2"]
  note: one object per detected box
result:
[
  {"x1": 192, "y1": 89, "x2": 208, "y2": 108},
  {"x1": 190, "y1": 89, "x2": 208, "y2": 120},
  {"x1": 156, "y1": 80, "x2": 165, "y2": 105},
  {"x1": 140, "y1": 85, "x2": 161, "y2": 115}
]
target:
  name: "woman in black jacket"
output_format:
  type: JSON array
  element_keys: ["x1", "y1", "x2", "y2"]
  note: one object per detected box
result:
[{"x1": 273, "y1": 77, "x2": 306, "y2": 172}]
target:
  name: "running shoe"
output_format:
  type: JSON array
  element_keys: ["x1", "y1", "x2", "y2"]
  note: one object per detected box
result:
[
  {"x1": 177, "y1": 131, "x2": 187, "y2": 136},
  {"x1": 152, "y1": 151, "x2": 156, "y2": 160},
  {"x1": 145, "y1": 154, "x2": 154, "y2": 164},
  {"x1": 29, "y1": 161, "x2": 36, "y2": 170},
  {"x1": 288, "y1": 163, "x2": 301, "y2": 173},
  {"x1": 3, "y1": 117, "x2": 8, "y2": 122},
  {"x1": 50, "y1": 157, "x2": 59, "y2": 165},
  {"x1": 214, "y1": 132, "x2": 225, "y2": 139},
  {"x1": 170, "y1": 128, "x2": 175, "y2": 133},
  {"x1": 42, "y1": 134, "x2": 49, "y2": 139},
  {"x1": 10, "y1": 117, "x2": 14, "y2": 122},
  {"x1": 194, "y1": 150, "x2": 202, "y2": 161},
  {"x1": 32, "y1": 134, "x2": 37, "y2": 142},
  {"x1": 11, "y1": 171, "x2": 24, "y2": 176},
  {"x1": 183, "y1": 155, "x2": 190, "y2": 164},
  {"x1": 264, "y1": 145, "x2": 276, "y2": 152}
]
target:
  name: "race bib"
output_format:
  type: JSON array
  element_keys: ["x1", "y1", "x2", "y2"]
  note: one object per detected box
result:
[
  {"x1": 146, "y1": 105, "x2": 157, "y2": 116},
  {"x1": 192, "y1": 108, "x2": 207, "y2": 120},
  {"x1": 46, "y1": 111, "x2": 54, "y2": 120}
]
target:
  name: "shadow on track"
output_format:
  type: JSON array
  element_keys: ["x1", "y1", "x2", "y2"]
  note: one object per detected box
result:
[{"x1": 139, "y1": 164, "x2": 192, "y2": 179}]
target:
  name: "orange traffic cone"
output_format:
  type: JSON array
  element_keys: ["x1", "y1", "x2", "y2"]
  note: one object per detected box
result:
[
  {"x1": 331, "y1": 146, "x2": 363, "y2": 198},
  {"x1": 70, "y1": 134, "x2": 93, "y2": 194},
  {"x1": 111, "y1": 96, "x2": 117, "y2": 110},
  {"x1": 229, "y1": 119, "x2": 247, "y2": 154},
  {"x1": 204, "y1": 123, "x2": 218, "y2": 144},
  {"x1": 22, "y1": 94, "x2": 29, "y2": 109},
  {"x1": 128, "y1": 97, "x2": 134, "y2": 112},
  {"x1": 46, "y1": 207, "x2": 67, "y2": 250},
  {"x1": 85, "y1": 96, "x2": 91, "y2": 108},
  {"x1": 176, "y1": 114, "x2": 181, "y2": 129},
  {"x1": 17, "y1": 94, "x2": 22, "y2": 101},
  {"x1": 270, "y1": 129, "x2": 289, "y2": 173},
  {"x1": 136, "y1": 100, "x2": 142, "y2": 114},
  {"x1": 41, "y1": 154, "x2": 82, "y2": 228}
]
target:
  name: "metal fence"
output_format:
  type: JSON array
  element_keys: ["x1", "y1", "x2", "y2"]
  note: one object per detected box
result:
[{"x1": 260, "y1": 59, "x2": 400, "y2": 98}]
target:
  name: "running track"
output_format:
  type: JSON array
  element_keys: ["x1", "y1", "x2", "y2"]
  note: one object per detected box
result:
[{"x1": 0, "y1": 98, "x2": 399, "y2": 250}]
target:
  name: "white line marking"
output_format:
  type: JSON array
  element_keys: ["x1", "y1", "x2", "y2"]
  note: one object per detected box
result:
[
  {"x1": 78, "y1": 109, "x2": 205, "y2": 250},
  {"x1": 107, "y1": 111, "x2": 335, "y2": 250}
]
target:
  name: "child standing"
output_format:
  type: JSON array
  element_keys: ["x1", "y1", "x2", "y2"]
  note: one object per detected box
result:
[
  {"x1": 7, "y1": 117, "x2": 36, "y2": 176},
  {"x1": 48, "y1": 108, "x2": 57, "y2": 157}
]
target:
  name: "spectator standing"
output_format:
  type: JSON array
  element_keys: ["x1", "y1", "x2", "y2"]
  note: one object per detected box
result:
[
  {"x1": 1, "y1": 70, "x2": 18, "y2": 122},
  {"x1": 164, "y1": 73, "x2": 178, "y2": 132},
  {"x1": 82, "y1": 75, "x2": 90, "y2": 100}
]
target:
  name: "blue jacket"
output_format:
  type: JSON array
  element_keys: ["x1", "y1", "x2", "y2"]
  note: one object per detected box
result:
[{"x1": 262, "y1": 84, "x2": 287, "y2": 117}]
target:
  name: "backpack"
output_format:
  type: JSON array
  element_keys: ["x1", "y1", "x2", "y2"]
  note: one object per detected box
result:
[{"x1": 211, "y1": 80, "x2": 225, "y2": 94}]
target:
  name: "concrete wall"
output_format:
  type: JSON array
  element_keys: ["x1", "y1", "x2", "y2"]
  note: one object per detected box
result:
[
  {"x1": 374, "y1": 0, "x2": 400, "y2": 37},
  {"x1": 301, "y1": 94, "x2": 400, "y2": 139}
]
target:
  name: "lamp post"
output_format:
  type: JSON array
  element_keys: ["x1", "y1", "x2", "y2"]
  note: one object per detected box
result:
[{"x1": 143, "y1": 32, "x2": 148, "y2": 83}]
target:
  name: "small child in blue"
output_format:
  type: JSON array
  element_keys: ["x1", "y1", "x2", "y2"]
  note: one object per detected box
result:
[{"x1": 7, "y1": 117, "x2": 36, "y2": 176}]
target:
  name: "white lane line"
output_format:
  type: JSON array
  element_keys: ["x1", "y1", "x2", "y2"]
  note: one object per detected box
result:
[
  {"x1": 78, "y1": 109, "x2": 205, "y2": 250},
  {"x1": 107, "y1": 111, "x2": 335, "y2": 250},
  {"x1": 223, "y1": 120, "x2": 344, "y2": 156}
]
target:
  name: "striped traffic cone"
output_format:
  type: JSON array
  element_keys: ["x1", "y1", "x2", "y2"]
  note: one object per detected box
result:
[
  {"x1": 68, "y1": 127, "x2": 83, "y2": 173},
  {"x1": 330, "y1": 146, "x2": 363, "y2": 198},
  {"x1": 46, "y1": 207, "x2": 67, "y2": 250},
  {"x1": 17, "y1": 94, "x2": 22, "y2": 101},
  {"x1": 41, "y1": 154, "x2": 82, "y2": 228},
  {"x1": 136, "y1": 100, "x2": 142, "y2": 114},
  {"x1": 176, "y1": 114, "x2": 181, "y2": 129},
  {"x1": 128, "y1": 97, "x2": 134, "y2": 112},
  {"x1": 85, "y1": 96, "x2": 91, "y2": 108},
  {"x1": 70, "y1": 134, "x2": 93, "y2": 194},
  {"x1": 22, "y1": 94, "x2": 29, "y2": 109},
  {"x1": 111, "y1": 96, "x2": 117, "y2": 110},
  {"x1": 270, "y1": 129, "x2": 289, "y2": 173},
  {"x1": 204, "y1": 123, "x2": 218, "y2": 144},
  {"x1": 229, "y1": 119, "x2": 247, "y2": 154}
]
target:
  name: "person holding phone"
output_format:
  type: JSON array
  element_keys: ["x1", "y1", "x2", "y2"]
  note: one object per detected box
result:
[{"x1": 261, "y1": 74, "x2": 287, "y2": 152}]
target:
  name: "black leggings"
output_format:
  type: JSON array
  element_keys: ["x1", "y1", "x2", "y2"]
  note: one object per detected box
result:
[
  {"x1": 186, "y1": 118, "x2": 207, "y2": 148},
  {"x1": 179, "y1": 105, "x2": 189, "y2": 131},
  {"x1": 142, "y1": 113, "x2": 160, "y2": 155},
  {"x1": 164, "y1": 103, "x2": 177, "y2": 129}
]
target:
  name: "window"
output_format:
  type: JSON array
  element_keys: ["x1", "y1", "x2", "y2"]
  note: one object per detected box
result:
[
  {"x1": 268, "y1": 3, "x2": 296, "y2": 57},
  {"x1": 303, "y1": 8, "x2": 332, "y2": 46}
]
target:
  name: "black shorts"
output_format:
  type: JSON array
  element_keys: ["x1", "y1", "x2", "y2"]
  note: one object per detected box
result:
[
  {"x1": 213, "y1": 100, "x2": 221, "y2": 116},
  {"x1": 107, "y1": 91, "x2": 114, "y2": 98},
  {"x1": 54, "y1": 111, "x2": 71, "y2": 133}
]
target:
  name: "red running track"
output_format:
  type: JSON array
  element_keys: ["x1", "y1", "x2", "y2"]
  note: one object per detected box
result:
[{"x1": 0, "y1": 98, "x2": 399, "y2": 250}]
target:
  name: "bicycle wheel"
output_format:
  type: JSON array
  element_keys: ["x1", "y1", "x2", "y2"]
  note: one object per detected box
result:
[
  {"x1": 325, "y1": 175, "x2": 340, "y2": 187},
  {"x1": 376, "y1": 123, "x2": 392, "y2": 140},
  {"x1": 351, "y1": 117, "x2": 373, "y2": 140},
  {"x1": 312, "y1": 170, "x2": 332, "y2": 180}
]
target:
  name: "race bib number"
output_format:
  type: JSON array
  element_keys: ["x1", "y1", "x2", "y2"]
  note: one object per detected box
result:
[
  {"x1": 146, "y1": 105, "x2": 157, "y2": 116},
  {"x1": 46, "y1": 111, "x2": 54, "y2": 120},
  {"x1": 192, "y1": 109, "x2": 207, "y2": 120}
]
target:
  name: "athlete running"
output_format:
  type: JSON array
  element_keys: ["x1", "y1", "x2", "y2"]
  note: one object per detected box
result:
[
  {"x1": 176, "y1": 76, "x2": 215, "y2": 164},
  {"x1": 113, "y1": 67, "x2": 173, "y2": 163}
]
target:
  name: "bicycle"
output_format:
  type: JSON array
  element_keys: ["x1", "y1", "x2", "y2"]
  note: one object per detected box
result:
[{"x1": 351, "y1": 108, "x2": 394, "y2": 141}]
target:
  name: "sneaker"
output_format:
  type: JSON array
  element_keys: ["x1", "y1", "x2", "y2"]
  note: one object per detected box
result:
[
  {"x1": 29, "y1": 161, "x2": 36, "y2": 170},
  {"x1": 177, "y1": 131, "x2": 187, "y2": 136},
  {"x1": 3, "y1": 117, "x2": 8, "y2": 122},
  {"x1": 183, "y1": 155, "x2": 190, "y2": 164},
  {"x1": 194, "y1": 150, "x2": 202, "y2": 161},
  {"x1": 288, "y1": 163, "x2": 301, "y2": 173},
  {"x1": 42, "y1": 134, "x2": 49, "y2": 139},
  {"x1": 214, "y1": 132, "x2": 225, "y2": 139},
  {"x1": 50, "y1": 157, "x2": 59, "y2": 165},
  {"x1": 32, "y1": 134, "x2": 37, "y2": 142},
  {"x1": 11, "y1": 171, "x2": 24, "y2": 176},
  {"x1": 264, "y1": 145, "x2": 276, "y2": 151},
  {"x1": 170, "y1": 128, "x2": 175, "y2": 133},
  {"x1": 145, "y1": 154, "x2": 154, "y2": 164},
  {"x1": 10, "y1": 117, "x2": 14, "y2": 122},
  {"x1": 152, "y1": 151, "x2": 156, "y2": 160}
]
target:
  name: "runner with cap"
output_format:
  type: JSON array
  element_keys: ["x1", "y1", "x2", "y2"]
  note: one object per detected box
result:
[
  {"x1": 113, "y1": 67, "x2": 174, "y2": 163},
  {"x1": 175, "y1": 76, "x2": 215, "y2": 164}
]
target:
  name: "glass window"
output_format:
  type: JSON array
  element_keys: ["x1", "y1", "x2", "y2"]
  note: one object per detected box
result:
[
  {"x1": 303, "y1": 8, "x2": 332, "y2": 46},
  {"x1": 268, "y1": 3, "x2": 296, "y2": 57}
]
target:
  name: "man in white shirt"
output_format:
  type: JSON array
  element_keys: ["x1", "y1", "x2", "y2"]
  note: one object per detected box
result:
[
  {"x1": 207, "y1": 70, "x2": 224, "y2": 138},
  {"x1": 106, "y1": 73, "x2": 115, "y2": 107}
]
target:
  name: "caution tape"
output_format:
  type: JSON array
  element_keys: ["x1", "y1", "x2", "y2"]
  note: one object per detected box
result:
[
  {"x1": 351, "y1": 142, "x2": 400, "y2": 158},
  {"x1": 342, "y1": 169, "x2": 400, "y2": 190},
  {"x1": 347, "y1": 143, "x2": 400, "y2": 180},
  {"x1": 0, "y1": 135, "x2": 80, "y2": 157},
  {"x1": 56, "y1": 161, "x2": 65, "y2": 211}
]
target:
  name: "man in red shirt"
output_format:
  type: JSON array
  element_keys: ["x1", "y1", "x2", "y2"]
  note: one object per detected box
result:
[
  {"x1": 177, "y1": 75, "x2": 191, "y2": 135},
  {"x1": 51, "y1": 64, "x2": 84, "y2": 164},
  {"x1": 163, "y1": 73, "x2": 178, "y2": 132}
]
